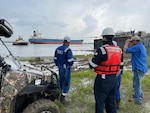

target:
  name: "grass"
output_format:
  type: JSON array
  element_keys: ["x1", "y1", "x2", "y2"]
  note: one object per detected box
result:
[
  {"x1": 147, "y1": 57, "x2": 150, "y2": 68},
  {"x1": 53, "y1": 54, "x2": 150, "y2": 113},
  {"x1": 56, "y1": 69, "x2": 150, "y2": 113},
  {"x1": 17, "y1": 54, "x2": 150, "y2": 112}
]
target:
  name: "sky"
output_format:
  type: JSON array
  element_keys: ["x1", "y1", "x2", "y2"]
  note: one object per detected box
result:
[{"x1": 1, "y1": 0, "x2": 150, "y2": 42}]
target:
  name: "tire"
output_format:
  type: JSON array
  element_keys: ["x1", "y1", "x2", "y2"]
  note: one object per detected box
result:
[{"x1": 22, "y1": 99, "x2": 60, "y2": 113}]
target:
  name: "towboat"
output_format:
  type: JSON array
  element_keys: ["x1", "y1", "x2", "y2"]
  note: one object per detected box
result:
[{"x1": 13, "y1": 36, "x2": 28, "y2": 45}]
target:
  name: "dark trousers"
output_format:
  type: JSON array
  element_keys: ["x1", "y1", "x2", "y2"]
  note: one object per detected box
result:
[{"x1": 94, "y1": 74, "x2": 117, "y2": 113}]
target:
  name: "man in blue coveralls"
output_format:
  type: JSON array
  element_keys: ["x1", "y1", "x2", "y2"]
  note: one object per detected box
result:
[{"x1": 54, "y1": 36, "x2": 74, "y2": 104}]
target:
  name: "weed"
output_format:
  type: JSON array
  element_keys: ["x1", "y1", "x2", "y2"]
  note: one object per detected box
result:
[{"x1": 57, "y1": 70, "x2": 150, "y2": 113}]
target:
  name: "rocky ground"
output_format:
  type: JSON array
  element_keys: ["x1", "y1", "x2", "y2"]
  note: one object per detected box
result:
[
  {"x1": 18, "y1": 56, "x2": 90, "y2": 73},
  {"x1": 18, "y1": 56, "x2": 132, "y2": 73}
]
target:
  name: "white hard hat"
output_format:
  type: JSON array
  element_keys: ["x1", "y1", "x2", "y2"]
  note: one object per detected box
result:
[
  {"x1": 63, "y1": 36, "x2": 71, "y2": 42},
  {"x1": 101, "y1": 27, "x2": 115, "y2": 36}
]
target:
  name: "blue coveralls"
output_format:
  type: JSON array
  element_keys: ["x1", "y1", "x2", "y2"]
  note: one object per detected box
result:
[
  {"x1": 54, "y1": 44, "x2": 74, "y2": 96},
  {"x1": 89, "y1": 41, "x2": 123, "y2": 113}
]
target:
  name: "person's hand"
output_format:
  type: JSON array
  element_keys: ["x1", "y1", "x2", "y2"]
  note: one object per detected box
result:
[
  {"x1": 87, "y1": 57, "x2": 91, "y2": 62},
  {"x1": 116, "y1": 70, "x2": 123, "y2": 77},
  {"x1": 2, "y1": 64, "x2": 11, "y2": 74},
  {"x1": 125, "y1": 39, "x2": 131, "y2": 44},
  {"x1": 124, "y1": 38, "x2": 131, "y2": 52}
]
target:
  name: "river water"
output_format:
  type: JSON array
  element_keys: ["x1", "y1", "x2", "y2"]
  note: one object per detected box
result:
[{"x1": 0, "y1": 42, "x2": 94, "y2": 57}]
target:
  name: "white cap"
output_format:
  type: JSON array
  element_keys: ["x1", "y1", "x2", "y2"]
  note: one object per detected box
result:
[
  {"x1": 63, "y1": 36, "x2": 71, "y2": 42},
  {"x1": 130, "y1": 35, "x2": 141, "y2": 41},
  {"x1": 112, "y1": 40, "x2": 117, "y2": 46}
]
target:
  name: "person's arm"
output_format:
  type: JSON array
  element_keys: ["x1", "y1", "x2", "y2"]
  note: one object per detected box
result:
[
  {"x1": 88, "y1": 46, "x2": 107, "y2": 69},
  {"x1": 67, "y1": 49, "x2": 74, "y2": 66},
  {"x1": 120, "y1": 51, "x2": 124, "y2": 70},
  {"x1": 124, "y1": 39, "x2": 130, "y2": 52},
  {"x1": 116, "y1": 51, "x2": 124, "y2": 76}
]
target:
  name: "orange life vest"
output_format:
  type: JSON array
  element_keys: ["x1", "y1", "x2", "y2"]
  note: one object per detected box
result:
[{"x1": 95, "y1": 45, "x2": 122, "y2": 75}]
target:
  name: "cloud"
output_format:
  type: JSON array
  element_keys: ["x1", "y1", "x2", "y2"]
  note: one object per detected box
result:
[
  {"x1": 1, "y1": 0, "x2": 150, "y2": 42},
  {"x1": 81, "y1": 15, "x2": 98, "y2": 36}
]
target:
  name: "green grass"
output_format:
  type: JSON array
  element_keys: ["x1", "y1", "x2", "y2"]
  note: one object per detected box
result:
[
  {"x1": 74, "y1": 54, "x2": 93, "y2": 59},
  {"x1": 56, "y1": 70, "x2": 150, "y2": 113},
  {"x1": 17, "y1": 57, "x2": 41, "y2": 62},
  {"x1": 17, "y1": 54, "x2": 150, "y2": 112},
  {"x1": 147, "y1": 57, "x2": 150, "y2": 68}
]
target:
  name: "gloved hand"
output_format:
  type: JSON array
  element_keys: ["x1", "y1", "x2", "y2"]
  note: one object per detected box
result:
[{"x1": 2, "y1": 64, "x2": 11, "y2": 74}]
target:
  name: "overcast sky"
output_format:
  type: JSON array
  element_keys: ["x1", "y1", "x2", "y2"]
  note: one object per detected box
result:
[{"x1": 1, "y1": 0, "x2": 150, "y2": 42}]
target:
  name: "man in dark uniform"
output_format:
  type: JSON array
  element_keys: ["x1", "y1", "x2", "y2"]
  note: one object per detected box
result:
[{"x1": 89, "y1": 27, "x2": 123, "y2": 113}]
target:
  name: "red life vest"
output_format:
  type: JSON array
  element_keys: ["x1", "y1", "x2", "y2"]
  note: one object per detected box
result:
[{"x1": 95, "y1": 45, "x2": 122, "y2": 75}]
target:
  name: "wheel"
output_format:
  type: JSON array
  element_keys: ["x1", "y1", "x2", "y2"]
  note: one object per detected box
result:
[{"x1": 22, "y1": 99, "x2": 60, "y2": 113}]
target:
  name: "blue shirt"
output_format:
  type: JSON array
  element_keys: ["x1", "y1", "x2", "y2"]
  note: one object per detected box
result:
[
  {"x1": 54, "y1": 44, "x2": 74, "y2": 67},
  {"x1": 126, "y1": 42, "x2": 148, "y2": 73}
]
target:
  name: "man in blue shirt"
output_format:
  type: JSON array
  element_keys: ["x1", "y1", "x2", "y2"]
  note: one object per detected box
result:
[
  {"x1": 54, "y1": 36, "x2": 74, "y2": 104},
  {"x1": 124, "y1": 35, "x2": 148, "y2": 105}
]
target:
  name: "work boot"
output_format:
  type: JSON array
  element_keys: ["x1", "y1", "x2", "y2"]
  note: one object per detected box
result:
[
  {"x1": 60, "y1": 95, "x2": 66, "y2": 104},
  {"x1": 116, "y1": 99, "x2": 120, "y2": 110}
]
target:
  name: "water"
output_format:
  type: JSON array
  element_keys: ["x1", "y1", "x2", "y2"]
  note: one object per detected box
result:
[{"x1": 0, "y1": 42, "x2": 94, "y2": 57}]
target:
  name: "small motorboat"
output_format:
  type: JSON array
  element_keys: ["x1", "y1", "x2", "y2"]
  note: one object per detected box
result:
[{"x1": 13, "y1": 36, "x2": 28, "y2": 45}]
